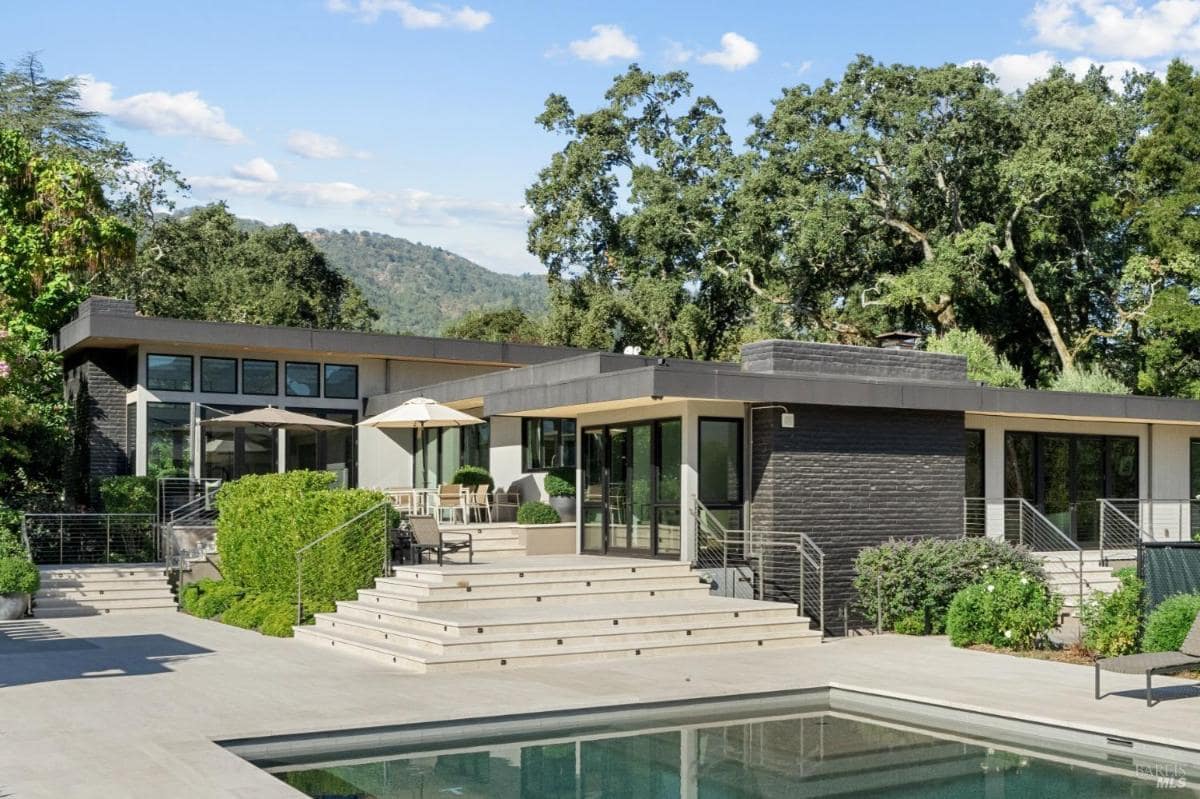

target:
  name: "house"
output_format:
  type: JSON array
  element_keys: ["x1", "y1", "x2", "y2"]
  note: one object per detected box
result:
[{"x1": 57, "y1": 296, "x2": 1200, "y2": 618}]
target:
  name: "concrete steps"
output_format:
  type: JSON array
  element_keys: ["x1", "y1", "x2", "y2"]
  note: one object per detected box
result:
[
  {"x1": 294, "y1": 556, "x2": 822, "y2": 672},
  {"x1": 33, "y1": 564, "x2": 175, "y2": 618},
  {"x1": 1038, "y1": 551, "x2": 1127, "y2": 617}
]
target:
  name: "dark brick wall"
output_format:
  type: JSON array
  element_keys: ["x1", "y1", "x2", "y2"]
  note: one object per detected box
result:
[
  {"x1": 741, "y1": 339, "x2": 967, "y2": 383},
  {"x1": 64, "y1": 348, "x2": 136, "y2": 504},
  {"x1": 750, "y1": 404, "x2": 965, "y2": 630}
]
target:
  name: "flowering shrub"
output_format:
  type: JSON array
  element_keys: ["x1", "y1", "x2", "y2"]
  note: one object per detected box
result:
[
  {"x1": 1081, "y1": 567, "x2": 1143, "y2": 657},
  {"x1": 946, "y1": 566, "x2": 1062, "y2": 649}
]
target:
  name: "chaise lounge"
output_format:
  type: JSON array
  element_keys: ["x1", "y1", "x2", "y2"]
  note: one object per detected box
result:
[
  {"x1": 1095, "y1": 611, "x2": 1200, "y2": 706},
  {"x1": 408, "y1": 515, "x2": 475, "y2": 566}
]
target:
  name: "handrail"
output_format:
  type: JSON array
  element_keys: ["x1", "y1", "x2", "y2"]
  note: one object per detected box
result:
[
  {"x1": 1007, "y1": 498, "x2": 1082, "y2": 611},
  {"x1": 168, "y1": 480, "x2": 223, "y2": 525},
  {"x1": 295, "y1": 501, "x2": 392, "y2": 624}
]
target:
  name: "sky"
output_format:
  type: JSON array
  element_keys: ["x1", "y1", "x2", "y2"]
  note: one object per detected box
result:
[{"x1": 4, "y1": 1, "x2": 1198, "y2": 274}]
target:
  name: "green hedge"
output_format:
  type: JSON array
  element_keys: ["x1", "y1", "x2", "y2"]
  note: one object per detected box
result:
[
  {"x1": 1143, "y1": 593, "x2": 1200, "y2": 652},
  {"x1": 451, "y1": 466, "x2": 493, "y2": 488},
  {"x1": 0, "y1": 557, "x2": 39, "y2": 595},
  {"x1": 517, "y1": 501, "x2": 560, "y2": 525},
  {"x1": 215, "y1": 471, "x2": 389, "y2": 611},
  {"x1": 97, "y1": 476, "x2": 157, "y2": 515},
  {"x1": 946, "y1": 567, "x2": 1061, "y2": 649},
  {"x1": 180, "y1": 579, "x2": 298, "y2": 637},
  {"x1": 1081, "y1": 567, "x2": 1144, "y2": 657},
  {"x1": 543, "y1": 468, "x2": 575, "y2": 497},
  {"x1": 854, "y1": 537, "x2": 1044, "y2": 635}
]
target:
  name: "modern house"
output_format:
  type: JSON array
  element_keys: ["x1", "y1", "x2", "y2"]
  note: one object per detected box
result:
[{"x1": 57, "y1": 296, "x2": 1200, "y2": 618}]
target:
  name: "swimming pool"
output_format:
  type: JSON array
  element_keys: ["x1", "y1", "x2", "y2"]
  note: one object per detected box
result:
[{"x1": 227, "y1": 690, "x2": 1200, "y2": 797}]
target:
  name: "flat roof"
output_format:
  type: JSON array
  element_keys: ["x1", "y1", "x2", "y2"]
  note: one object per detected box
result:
[
  {"x1": 368, "y1": 353, "x2": 1200, "y2": 425},
  {"x1": 55, "y1": 297, "x2": 589, "y2": 368}
]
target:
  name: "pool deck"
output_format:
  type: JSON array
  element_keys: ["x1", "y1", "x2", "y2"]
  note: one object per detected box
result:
[{"x1": 2, "y1": 612, "x2": 1199, "y2": 798}]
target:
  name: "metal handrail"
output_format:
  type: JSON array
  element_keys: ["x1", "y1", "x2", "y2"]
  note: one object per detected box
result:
[
  {"x1": 295, "y1": 501, "x2": 391, "y2": 624},
  {"x1": 168, "y1": 480, "x2": 223, "y2": 525},
  {"x1": 1097, "y1": 498, "x2": 1146, "y2": 565},
  {"x1": 1007, "y1": 498, "x2": 1082, "y2": 611}
]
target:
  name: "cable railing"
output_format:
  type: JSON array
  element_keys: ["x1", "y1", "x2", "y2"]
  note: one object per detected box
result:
[
  {"x1": 693, "y1": 499, "x2": 825, "y2": 640},
  {"x1": 963, "y1": 497, "x2": 987, "y2": 538},
  {"x1": 156, "y1": 477, "x2": 221, "y2": 524},
  {"x1": 168, "y1": 479, "x2": 223, "y2": 526},
  {"x1": 1097, "y1": 499, "x2": 1147, "y2": 565},
  {"x1": 1003, "y1": 497, "x2": 1082, "y2": 610},
  {"x1": 21, "y1": 513, "x2": 158, "y2": 565},
  {"x1": 295, "y1": 501, "x2": 392, "y2": 624}
]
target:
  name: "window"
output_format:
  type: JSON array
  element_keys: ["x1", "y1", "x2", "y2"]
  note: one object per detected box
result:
[
  {"x1": 146, "y1": 354, "x2": 192, "y2": 392},
  {"x1": 125, "y1": 401, "x2": 137, "y2": 474},
  {"x1": 286, "y1": 408, "x2": 357, "y2": 488},
  {"x1": 522, "y1": 418, "x2": 576, "y2": 471},
  {"x1": 146, "y1": 401, "x2": 191, "y2": 477},
  {"x1": 699, "y1": 418, "x2": 743, "y2": 530},
  {"x1": 412, "y1": 422, "x2": 491, "y2": 488},
  {"x1": 200, "y1": 357, "x2": 237, "y2": 393},
  {"x1": 285, "y1": 362, "x2": 320, "y2": 397},
  {"x1": 323, "y1": 363, "x2": 357, "y2": 399},
  {"x1": 965, "y1": 429, "x2": 984, "y2": 497},
  {"x1": 242, "y1": 360, "x2": 278, "y2": 396},
  {"x1": 200, "y1": 405, "x2": 277, "y2": 481}
]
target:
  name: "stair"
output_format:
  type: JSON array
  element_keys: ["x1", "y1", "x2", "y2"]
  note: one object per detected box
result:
[
  {"x1": 294, "y1": 556, "x2": 822, "y2": 672},
  {"x1": 1038, "y1": 551, "x2": 1127, "y2": 617},
  {"x1": 33, "y1": 564, "x2": 176, "y2": 618},
  {"x1": 436, "y1": 526, "x2": 524, "y2": 563}
]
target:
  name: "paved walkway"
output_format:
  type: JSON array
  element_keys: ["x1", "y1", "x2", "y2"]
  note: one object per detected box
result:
[{"x1": 2, "y1": 612, "x2": 1199, "y2": 797}]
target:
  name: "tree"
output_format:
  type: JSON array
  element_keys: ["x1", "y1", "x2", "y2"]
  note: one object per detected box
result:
[
  {"x1": 925, "y1": 330, "x2": 1024, "y2": 388},
  {"x1": 443, "y1": 307, "x2": 543, "y2": 343},
  {"x1": 0, "y1": 129, "x2": 134, "y2": 508},
  {"x1": 94, "y1": 204, "x2": 379, "y2": 331}
]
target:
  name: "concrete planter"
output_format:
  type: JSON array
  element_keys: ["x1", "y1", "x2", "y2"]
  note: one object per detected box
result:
[
  {"x1": 0, "y1": 593, "x2": 28, "y2": 620},
  {"x1": 548, "y1": 495, "x2": 576, "y2": 523}
]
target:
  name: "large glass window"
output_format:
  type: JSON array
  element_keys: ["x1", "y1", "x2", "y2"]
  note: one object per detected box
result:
[
  {"x1": 147, "y1": 354, "x2": 192, "y2": 392},
  {"x1": 146, "y1": 401, "x2": 191, "y2": 477},
  {"x1": 412, "y1": 422, "x2": 490, "y2": 488},
  {"x1": 323, "y1": 364, "x2": 357, "y2": 399},
  {"x1": 242, "y1": 359, "x2": 278, "y2": 396},
  {"x1": 285, "y1": 362, "x2": 320, "y2": 397},
  {"x1": 200, "y1": 405, "x2": 276, "y2": 481},
  {"x1": 522, "y1": 418, "x2": 576, "y2": 471},
  {"x1": 285, "y1": 408, "x2": 356, "y2": 487},
  {"x1": 699, "y1": 418, "x2": 743, "y2": 531},
  {"x1": 200, "y1": 357, "x2": 237, "y2": 393},
  {"x1": 965, "y1": 429, "x2": 985, "y2": 497}
]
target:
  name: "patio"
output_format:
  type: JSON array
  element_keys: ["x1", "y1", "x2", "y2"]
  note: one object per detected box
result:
[{"x1": 2, "y1": 613, "x2": 1200, "y2": 798}]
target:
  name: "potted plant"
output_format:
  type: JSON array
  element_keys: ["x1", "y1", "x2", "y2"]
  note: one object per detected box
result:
[
  {"x1": 0, "y1": 556, "x2": 39, "y2": 620},
  {"x1": 543, "y1": 467, "x2": 575, "y2": 523}
]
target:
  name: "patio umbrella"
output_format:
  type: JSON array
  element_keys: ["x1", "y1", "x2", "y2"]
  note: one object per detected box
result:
[
  {"x1": 357, "y1": 397, "x2": 484, "y2": 431},
  {"x1": 198, "y1": 406, "x2": 352, "y2": 431}
]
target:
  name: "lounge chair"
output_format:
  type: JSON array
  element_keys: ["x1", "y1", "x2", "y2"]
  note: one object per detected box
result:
[
  {"x1": 1095, "y1": 611, "x2": 1200, "y2": 706},
  {"x1": 409, "y1": 515, "x2": 474, "y2": 565}
]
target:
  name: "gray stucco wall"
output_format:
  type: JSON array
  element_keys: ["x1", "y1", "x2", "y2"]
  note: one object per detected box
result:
[
  {"x1": 65, "y1": 348, "x2": 135, "y2": 504},
  {"x1": 750, "y1": 404, "x2": 965, "y2": 629}
]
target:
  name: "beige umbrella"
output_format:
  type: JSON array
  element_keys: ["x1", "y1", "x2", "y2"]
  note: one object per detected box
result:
[
  {"x1": 198, "y1": 406, "x2": 351, "y2": 431},
  {"x1": 357, "y1": 397, "x2": 484, "y2": 431}
]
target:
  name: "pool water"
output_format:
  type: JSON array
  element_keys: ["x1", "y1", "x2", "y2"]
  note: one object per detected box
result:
[{"x1": 271, "y1": 710, "x2": 1198, "y2": 798}]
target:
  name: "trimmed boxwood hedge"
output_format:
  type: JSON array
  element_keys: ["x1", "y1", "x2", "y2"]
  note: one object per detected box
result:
[
  {"x1": 517, "y1": 501, "x2": 560, "y2": 525},
  {"x1": 451, "y1": 466, "x2": 493, "y2": 488},
  {"x1": 215, "y1": 471, "x2": 389, "y2": 611}
]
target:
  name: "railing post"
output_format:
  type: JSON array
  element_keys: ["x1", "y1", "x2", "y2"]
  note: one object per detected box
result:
[
  {"x1": 105, "y1": 515, "x2": 111, "y2": 564},
  {"x1": 1018, "y1": 501, "x2": 1026, "y2": 548},
  {"x1": 798, "y1": 544, "x2": 806, "y2": 617},
  {"x1": 1098, "y1": 500, "x2": 1106, "y2": 567},
  {"x1": 876, "y1": 570, "x2": 882, "y2": 635},
  {"x1": 1078, "y1": 548, "x2": 1084, "y2": 612},
  {"x1": 58, "y1": 515, "x2": 64, "y2": 565},
  {"x1": 296, "y1": 553, "x2": 304, "y2": 625},
  {"x1": 381, "y1": 505, "x2": 389, "y2": 577},
  {"x1": 819, "y1": 555, "x2": 825, "y2": 643}
]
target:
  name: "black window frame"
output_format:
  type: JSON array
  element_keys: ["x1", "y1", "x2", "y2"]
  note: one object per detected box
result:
[
  {"x1": 284, "y1": 361, "x2": 321, "y2": 398},
  {"x1": 965, "y1": 428, "x2": 985, "y2": 498},
  {"x1": 698, "y1": 416, "x2": 745, "y2": 531},
  {"x1": 146, "y1": 353, "x2": 194, "y2": 392},
  {"x1": 199, "y1": 356, "x2": 238, "y2": 394},
  {"x1": 241, "y1": 359, "x2": 278, "y2": 396},
  {"x1": 521, "y1": 417, "x2": 577, "y2": 472},
  {"x1": 322, "y1": 363, "x2": 358, "y2": 399}
]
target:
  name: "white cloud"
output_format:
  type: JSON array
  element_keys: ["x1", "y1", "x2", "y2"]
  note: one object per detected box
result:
[
  {"x1": 782, "y1": 59, "x2": 813, "y2": 75},
  {"x1": 285, "y1": 130, "x2": 371, "y2": 160},
  {"x1": 230, "y1": 157, "x2": 279, "y2": 183},
  {"x1": 1030, "y1": 0, "x2": 1200, "y2": 59},
  {"x1": 697, "y1": 32, "x2": 760, "y2": 71},
  {"x1": 568, "y1": 24, "x2": 640, "y2": 63},
  {"x1": 969, "y1": 51, "x2": 1148, "y2": 91},
  {"x1": 664, "y1": 40, "x2": 694, "y2": 65},
  {"x1": 76, "y1": 75, "x2": 244, "y2": 143},
  {"x1": 328, "y1": 0, "x2": 492, "y2": 30}
]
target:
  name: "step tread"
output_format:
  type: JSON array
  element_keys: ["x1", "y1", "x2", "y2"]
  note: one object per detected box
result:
[
  {"x1": 357, "y1": 583, "x2": 711, "y2": 607},
  {"x1": 375, "y1": 573, "x2": 702, "y2": 594}
]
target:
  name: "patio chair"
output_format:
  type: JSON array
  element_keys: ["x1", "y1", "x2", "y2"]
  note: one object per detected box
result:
[
  {"x1": 386, "y1": 488, "x2": 418, "y2": 515},
  {"x1": 1095, "y1": 611, "x2": 1200, "y2": 706},
  {"x1": 468, "y1": 484, "x2": 492, "y2": 523},
  {"x1": 436, "y1": 484, "x2": 468, "y2": 524},
  {"x1": 492, "y1": 488, "x2": 520, "y2": 522},
  {"x1": 408, "y1": 515, "x2": 474, "y2": 565}
]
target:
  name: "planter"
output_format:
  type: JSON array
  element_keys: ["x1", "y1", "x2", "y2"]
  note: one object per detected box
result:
[
  {"x1": 0, "y1": 593, "x2": 28, "y2": 620},
  {"x1": 548, "y1": 495, "x2": 576, "y2": 523}
]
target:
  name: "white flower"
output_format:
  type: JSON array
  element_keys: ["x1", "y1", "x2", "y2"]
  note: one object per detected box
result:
[
  {"x1": 987, "y1": 584, "x2": 995, "y2": 592},
  {"x1": 1004, "y1": 629, "x2": 1013, "y2": 639},
  {"x1": 0, "y1": 361, "x2": 10, "y2": 379},
  {"x1": 1020, "y1": 576, "x2": 1029, "y2": 585}
]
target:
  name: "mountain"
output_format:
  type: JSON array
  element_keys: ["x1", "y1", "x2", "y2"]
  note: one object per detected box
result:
[{"x1": 305, "y1": 229, "x2": 549, "y2": 335}]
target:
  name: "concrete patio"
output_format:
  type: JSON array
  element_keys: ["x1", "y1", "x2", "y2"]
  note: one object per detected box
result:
[{"x1": 2, "y1": 612, "x2": 1199, "y2": 798}]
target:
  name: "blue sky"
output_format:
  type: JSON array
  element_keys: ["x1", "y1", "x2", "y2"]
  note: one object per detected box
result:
[{"x1": 5, "y1": 1, "x2": 1193, "y2": 273}]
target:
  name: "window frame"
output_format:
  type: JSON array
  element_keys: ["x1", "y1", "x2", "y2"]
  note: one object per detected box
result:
[
  {"x1": 965, "y1": 428, "x2": 985, "y2": 498},
  {"x1": 146, "y1": 353, "x2": 194, "y2": 392},
  {"x1": 322, "y1": 363, "x2": 358, "y2": 399},
  {"x1": 697, "y1": 416, "x2": 744, "y2": 531},
  {"x1": 241, "y1": 359, "x2": 278, "y2": 396},
  {"x1": 199, "y1": 356, "x2": 238, "y2": 394},
  {"x1": 521, "y1": 417, "x2": 577, "y2": 472},
  {"x1": 284, "y1": 361, "x2": 321, "y2": 398}
]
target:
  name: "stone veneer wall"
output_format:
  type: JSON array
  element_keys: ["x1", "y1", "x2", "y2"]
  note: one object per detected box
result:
[
  {"x1": 64, "y1": 347, "x2": 135, "y2": 505},
  {"x1": 750, "y1": 403, "x2": 965, "y2": 630},
  {"x1": 741, "y1": 339, "x2": 968, "y2": 383}
]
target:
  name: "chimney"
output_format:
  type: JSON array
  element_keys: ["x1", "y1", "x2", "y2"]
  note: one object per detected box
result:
[{"x1": 875, "y1": 331, "x2": 922, "y2": 350}]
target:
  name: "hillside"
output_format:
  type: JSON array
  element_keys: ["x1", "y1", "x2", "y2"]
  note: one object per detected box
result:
[{"x1": 306, "y1": 229, "x2": 548, "y2": 334}]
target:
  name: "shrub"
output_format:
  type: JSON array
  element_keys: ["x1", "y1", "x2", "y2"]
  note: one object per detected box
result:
[
  {"x1": 946, "y1": 567, "x2": 1062, "y2": 649},
  {"x1": 1047, "y1": 365, "x2": 1130, "y2": 395},
  {"x1": 184, "y1": 579, "x2": 245, "y2": 619},
  {"x1": 0, "y1": 557, "x2": 39, "y2": 595},
  {"x1": 222, "y1": 593, "x2": 275, "y2": 630},
  {"x1": 215, "y1": 471, "x2": 388, "y2": 610},
  {"x1": 1143, "y1": 593, "x2": 1200, "y2": 652},
  {"x1": 925, "y1": 330, "x2": 1024, "y2": 389},
  {"x1": 517, "y1": 501, "x2": 560, "y2": 525},
  {"x1": 451, "y1": 466, "x2": 493, "y2": 488},
  {"x1": 260, "y1": 603, "x2": 298, "y2": 638},
  {"x1": 97, "y1": 476, "x2": 157, "y2": 515},
  {"x1": 854, "y1": 537, "x2": 1043, "y2": 634},
  {"x1": 0, "y1": 527, "x2": 23, "y2": 559},
  {"x1": 1081, "y1": 567, "x2": 1143, "y2": 657},
  {"x1": 544, "y1": 468, "x2": 576, "y2": 497}
]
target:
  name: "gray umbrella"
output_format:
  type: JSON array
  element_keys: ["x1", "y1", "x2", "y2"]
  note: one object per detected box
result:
[{"x1": 198, "y1": 406, "x2": 351, "y2": 431}]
